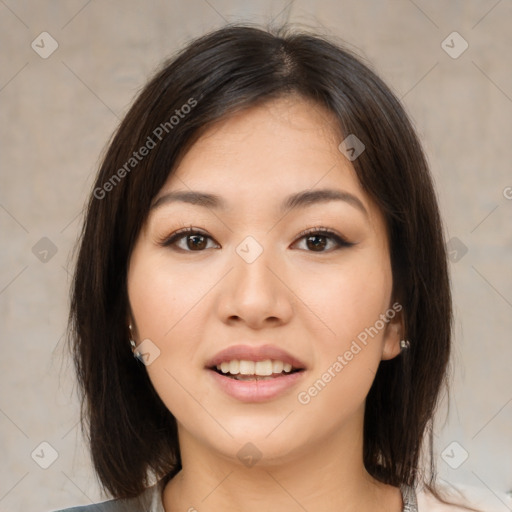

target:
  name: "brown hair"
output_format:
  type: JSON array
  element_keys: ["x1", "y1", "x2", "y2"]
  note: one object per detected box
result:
[{"x1": 68, "y1": 22, "x2": 457, "y2": 504}]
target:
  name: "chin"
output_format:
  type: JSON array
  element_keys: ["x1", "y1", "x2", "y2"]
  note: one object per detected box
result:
[{"x1": 191, "y1": 421, "x2": 307, "y2": 466}]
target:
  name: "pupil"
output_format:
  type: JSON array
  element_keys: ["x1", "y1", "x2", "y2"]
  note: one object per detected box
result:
[
  {"x1": 307, "y1": 235, "x2": 326, "y2": 251},
  {"x1": 189, "y1": 234, "x2": 206, "y2": 250}
]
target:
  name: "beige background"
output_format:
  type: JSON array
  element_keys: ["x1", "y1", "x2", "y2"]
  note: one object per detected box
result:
[{"x1": 1, "y1": 1, "x2": 511, "y2": 511}]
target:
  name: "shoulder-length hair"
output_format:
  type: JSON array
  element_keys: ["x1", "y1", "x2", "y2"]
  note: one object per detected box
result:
[{"x1": 68, "y1": 22, "x2": 452, "y2": 501}]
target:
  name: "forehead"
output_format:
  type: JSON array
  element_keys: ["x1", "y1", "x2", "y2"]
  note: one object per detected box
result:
[
  {"x1": 163, "y1": 96, "x2": 361, "y2": 196},
  {"x1": 150, "y1": 96, "x2": 384, "y2": 230}
]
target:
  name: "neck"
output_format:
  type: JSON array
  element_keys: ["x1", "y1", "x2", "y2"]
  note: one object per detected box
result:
[{"x1": 162, "y1": 425, "x2": 403, "y2": 512}]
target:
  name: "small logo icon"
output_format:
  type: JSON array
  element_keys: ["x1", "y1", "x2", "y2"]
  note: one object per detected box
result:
[
  {"x1": 134, "y1": 338, "x2": 161, "y2": 365},
  {"x1": 31, "y1": 32, "x2": 59, "y2": 59},
  {"x1": 236, "y1": 442, "x2": 262, "y2": 468},
  {"x1": 447, "y1": 237, "x2": 468, "y2": 263},
  {"x1": 441, "y1": 32, "x2": 468, "y2": 59},
  {"x1": 31, "y1": 441, "x2": 59, "y2": 469},
  {"x1": 338, "y1": 134, "x2": 365, "y2": 161},
  {"x1": 32, "y1": 237, "x2": 58, "y2": 263},
  {"x1": 441, "y1": 441, "x2": 469, "y2": 469},
  {"x1": 236, "y1": 236, "x2": 263, "y2": 264}
]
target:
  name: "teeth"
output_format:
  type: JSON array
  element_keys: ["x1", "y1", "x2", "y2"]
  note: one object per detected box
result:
[
  {"x1": 272, "y1": 360, "x2": 284, "y2": 373},
  {"x1": 215, "y1": 359, "x2": 296, "y2": 376},
  {"x1": 239, "y1": 360, "x2": 255, "y2": 375},
  {"x1": 255, "y1": 360, "x2": 273, "y2": 376},
  {"x1": 229, "y1": 360, "x2": 239, "y2": 374}
]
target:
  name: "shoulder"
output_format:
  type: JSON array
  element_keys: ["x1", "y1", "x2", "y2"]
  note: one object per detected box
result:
[
  {"x1": 416, "y1": 483, "x2": 512, "y2": 512},
  {"x1": 48, "y1": 478, "x2": 165, "y2": 512}
]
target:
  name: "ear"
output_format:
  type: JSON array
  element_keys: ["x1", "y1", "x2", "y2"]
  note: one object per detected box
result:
[{"x1": 381, "y1": 302, "x2": 405, "y2": 361}]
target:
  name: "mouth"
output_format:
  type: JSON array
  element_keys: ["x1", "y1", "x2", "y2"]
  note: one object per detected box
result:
[
  {"x1": 209, "y1": 359, "x2": 305, "y2": 381},
  {"x1": 204, "y1": 344, "x2": 307, "y2": 401}
]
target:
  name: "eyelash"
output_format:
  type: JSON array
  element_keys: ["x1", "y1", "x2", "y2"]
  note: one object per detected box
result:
[{"x1": 158, "y1": 225, "x2": 355, "y2": 253}]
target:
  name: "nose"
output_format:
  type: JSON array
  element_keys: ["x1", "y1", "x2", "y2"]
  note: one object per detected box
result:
[{"x1": 216, "y1": 242, "x2": 294, "y2": 329}]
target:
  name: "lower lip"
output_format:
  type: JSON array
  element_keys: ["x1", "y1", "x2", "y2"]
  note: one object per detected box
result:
[{"x1": 207, "y1": 369, "x2": 305, "y2": 402}]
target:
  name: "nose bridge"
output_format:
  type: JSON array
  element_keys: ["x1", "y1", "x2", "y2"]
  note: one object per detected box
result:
[
  {"x1": 233, "y1": 233, "x2": 278, "y2": 296},
  {"x1": 218, "y1": 233, "x2": 293, "y2": 326}
]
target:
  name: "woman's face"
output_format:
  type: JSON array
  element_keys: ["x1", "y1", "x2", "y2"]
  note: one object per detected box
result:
[{"x1": 127, "y1": 95, "x2": 402, "y2": 464}]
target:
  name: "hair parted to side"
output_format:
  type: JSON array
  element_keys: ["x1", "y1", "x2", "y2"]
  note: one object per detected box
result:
[{"x1": 68, "y1": 22, "x2": 453, "y2": 502}]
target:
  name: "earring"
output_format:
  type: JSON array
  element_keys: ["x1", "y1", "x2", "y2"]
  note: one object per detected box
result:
[
  {"x1": 400, "y1": 339, "x2": 410, "y2": 350},
  {"x1": 129, "y1": 324, "x2": 142, "y2": 361}
]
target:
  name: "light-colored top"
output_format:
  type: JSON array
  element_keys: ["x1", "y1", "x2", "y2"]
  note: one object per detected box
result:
[{"x1": 50, "y1": 479, "x2": 511, "y2": 511}]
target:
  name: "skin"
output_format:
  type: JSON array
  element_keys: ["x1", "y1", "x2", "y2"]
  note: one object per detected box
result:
[{"x1": 127, "y1": 95, "x2": 405, "y2": 512}]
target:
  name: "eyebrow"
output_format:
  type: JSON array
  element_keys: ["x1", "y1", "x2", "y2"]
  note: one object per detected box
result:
[{"x1": 150, "y1": 188, "x2": 368, "y2": 217}]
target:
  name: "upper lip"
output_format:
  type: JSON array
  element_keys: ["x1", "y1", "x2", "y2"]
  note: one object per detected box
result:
[{"x1": 205, "y1": 344, "x2": 307, "y2": 370}]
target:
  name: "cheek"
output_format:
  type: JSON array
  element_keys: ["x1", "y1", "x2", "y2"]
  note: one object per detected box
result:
[
  {"x1": 128, "y1": 253, "x2": 209, "y2": 340},
  {"x1": 127, "y1": 256, "x2": 210, "y2": 419},
  {"x1": 294, "y1": 253, "x2": 392, "y2": 351},
  {"x1": 291, "y1": 254, "x2": 392, "y2": 418},
  {"x1": 127, "y1": 250, "x2": 221, "y2": 362}
]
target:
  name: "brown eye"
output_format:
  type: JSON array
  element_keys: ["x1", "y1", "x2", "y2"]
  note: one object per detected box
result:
[
  {"x1": 305, "y1": 234, "x2": 328, "y2": 251},
  {"x1": 293, "y1": 228, "x2": 355, "y2": 253},
  {"x1": 184, "y1": 233, "x2": 208, "y2": 250},
  {"x1": 160, "y1": 228, "x2": 219, "y2": 252}
]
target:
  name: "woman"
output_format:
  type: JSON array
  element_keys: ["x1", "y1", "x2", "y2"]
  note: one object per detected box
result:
[{"x1": 56, "y1": 23, "x2": 483, "y2": 512}]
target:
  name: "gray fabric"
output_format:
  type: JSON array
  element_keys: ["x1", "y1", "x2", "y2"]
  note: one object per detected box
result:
[
  {"x1": 51, "y1": 480, "x2": 418, "y2": 511},
  {"x1": 50, "y1": 478, "x2": 165, "y2": 512}
]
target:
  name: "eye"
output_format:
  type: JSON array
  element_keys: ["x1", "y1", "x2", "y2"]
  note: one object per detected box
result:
[
  {"x1": 159, "y1": 226, "x2": 355, "y2": 253},
  {"x1": 292, "y1": 227, "x2": 355, "y2": 253},
  {"x1": 159, "y1": 227, "x2": 219, "y2": 252}
]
